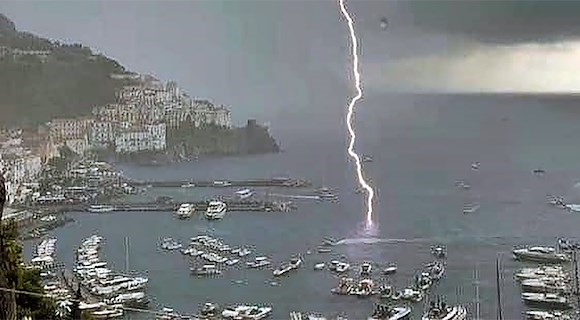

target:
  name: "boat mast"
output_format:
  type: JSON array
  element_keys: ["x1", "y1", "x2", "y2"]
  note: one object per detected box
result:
[
  {"x1": 573, "y1": 249, "x2": 579, "y2": 305},
  {"x1": 474, "y1": 263, "x2": 481, "y2": 320},
  {"x1": 124, "y1": 236, "x2": 129, "y2": 274},
  {"x1": 496, "y1": 254, "x2": 503, "y2": 320}
]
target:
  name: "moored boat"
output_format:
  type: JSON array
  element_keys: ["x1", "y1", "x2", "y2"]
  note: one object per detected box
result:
[
  {"x1": 368, "y1": 303, "x2": 411, "y2": 320},
  {"x1": 513, "y1": 246, "x2": 570, "y2": 263},
  {"x1": 421, "y1": 300, "x2": 467, "y2": 320},
  {"x1": 205, "y1": 200, "x2": 227, "y2": 220}
]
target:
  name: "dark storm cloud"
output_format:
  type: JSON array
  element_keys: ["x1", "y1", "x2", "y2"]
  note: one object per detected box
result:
[{"x1": 392, "y1": 0, "x2": 580, "y2": 44}]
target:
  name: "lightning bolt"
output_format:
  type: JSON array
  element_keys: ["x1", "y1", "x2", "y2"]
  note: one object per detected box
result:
[{"x1": 338, "y1": 0, "x2": 375, "y2": 227}]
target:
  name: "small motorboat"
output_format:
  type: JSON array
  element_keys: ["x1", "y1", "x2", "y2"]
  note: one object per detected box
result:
[
  {"x1": 314, "y1": 263, "x2": 326, "y2": 271},
  {"x1": 335, "y1": 262, "x2": 350, "y2": 273},
  {"x1": 368, "y1": 303, "x2": 411, "y2": 320},
  {"x1": 383, "y1": 264, "x2": 398, "y2": 275},
  {"x1": 431, "y1": 245, "x2": 447, "y2": 259},
  {"x1": 533, "y1": 168, "x2": 546, "y2": 175},
  {"x1": 317, "y1": 247, "x2": 332, "y2": 253},
  {"x1": 463, "y1": 203, "x2": 480, "y2": 214},
  {"x1": 360, "y1": 262, "x2": 373, "y2": 276},
  {"x1": 378, "y1": 285, "x2": 394, "y2": 300}
]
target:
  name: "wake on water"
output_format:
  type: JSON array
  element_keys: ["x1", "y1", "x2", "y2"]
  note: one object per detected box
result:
[{"x1": 335, "y1": 237, "x2": 428, "y2": 245}]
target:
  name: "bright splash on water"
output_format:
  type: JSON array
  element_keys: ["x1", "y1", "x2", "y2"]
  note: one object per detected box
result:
[{"x1": 338, "y1": 0, "x2": 376, "y2": 228}]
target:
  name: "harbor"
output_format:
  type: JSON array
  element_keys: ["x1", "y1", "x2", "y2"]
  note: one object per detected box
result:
[{"x1": 11, "y1": 99, "x2": 580, "y2": 319}]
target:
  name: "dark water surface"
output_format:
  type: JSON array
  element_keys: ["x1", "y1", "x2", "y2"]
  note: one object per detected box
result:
[{"x1": 28, "y1": 94, "x2": 580, "y2": 319}]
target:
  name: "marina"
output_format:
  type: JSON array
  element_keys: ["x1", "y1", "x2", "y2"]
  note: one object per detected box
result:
[{"x1": 13, "y1": 98, "x2": 580, "y2": 319}]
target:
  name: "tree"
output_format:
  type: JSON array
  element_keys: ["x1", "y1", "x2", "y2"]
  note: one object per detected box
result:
[
  {"x1": 0, "y1": 173, "x2": 57, "y2": 319},
  {"x1": 0, "y1": 172, "x2": 17, "y2": 320}
]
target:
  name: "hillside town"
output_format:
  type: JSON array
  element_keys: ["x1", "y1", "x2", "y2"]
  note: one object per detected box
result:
[{"x1": 0, "y1": 73, "x2": 232, "y2": 206}]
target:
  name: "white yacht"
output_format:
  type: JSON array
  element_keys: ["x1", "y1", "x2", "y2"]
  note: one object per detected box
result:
[
  {"x1": 422, "y1": 300, "x2": 467, "y2": 320},
  {"x1": 335, "y1": 262, "x2": 350, "y2": 273},
  {"x1": 383, "y1": 264, "x2": 398, "y2": 275},
  {"x1": 521, "y1": 278, "x2": 570, "y2": 294},
  {"x1": 314, "y1": 263, "x2": 326, "y2": 271},
  {"x1": 522, "y1": 292, "x2": 571, "y2": 309},
  {"x1": 206, "y1": 200, "x2": 227, "y2": 220},
  {"x1": 235, "y1": 188, "x2": 255, "y2": 200},
  {"x1": 221, "y1": 305, "x2": 272, "y2": 320},
  {"x1": 513, "y1": 246, "x2": 570, "y2": 263},
  {"x1": 526, "y1": 310, "x2": 572, "y2": 320},
  {"x1": 515, "y1": 266, "x2": 567, "y2": 281},
  {"x1": 176, "y1": 203, "x2": 194, "y2": 219}
]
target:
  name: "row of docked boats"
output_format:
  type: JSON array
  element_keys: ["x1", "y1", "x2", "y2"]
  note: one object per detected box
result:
[
  {"x1": 515, "y1": 265, "x2": 573, "y2": 311},
  {"x1": 155, "y1": 302, "x2": 272, "y2": 320},
  {"x1": 513, "y1": 242, "x2": 577, "y2": 317},
  {"x1": 174, "y1": 200, "x2": 228, "y2": 220},
  {"x1": 75, "y1": 235, "x2": 149, "y2": 318},
  {"x1": 31, "y1": 238, "x2": 76, "y2": 314},
  {"x1": 290, "y1": 299, "x2": 466, "y2": 320}
]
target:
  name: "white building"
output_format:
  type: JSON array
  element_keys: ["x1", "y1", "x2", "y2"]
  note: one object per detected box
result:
[
  {"x1": 0, "y1": 153, "x2": 42, "y2": 205},
  {"x1": 165, "y1": 100, "x2": 231, "y2": 129},
  {"x1": 48, "y1": 117, "x2": 93, "y2": 141},
  {"x1": 115, "y1": 123, "x2": 166, "y2": 153},
  {"x1": 90, "y1": 121, "x2": 115, "y2": 148}
]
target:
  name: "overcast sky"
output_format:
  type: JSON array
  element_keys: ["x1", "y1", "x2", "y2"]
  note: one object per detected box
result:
[{"x1": 1, "y1": 0, "x2": 580, "y2": 121}]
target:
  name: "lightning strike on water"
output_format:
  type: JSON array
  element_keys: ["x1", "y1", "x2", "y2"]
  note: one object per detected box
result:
[{"x1": 338, "y1": 0, "x2": 376, "y2": 228}]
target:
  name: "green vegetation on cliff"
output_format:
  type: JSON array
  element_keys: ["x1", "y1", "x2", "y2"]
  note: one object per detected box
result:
[
  {"x1": 0, "y1": 14, "x2": 129, "y2": 125},
  {"x1": 0, "y1": 220, "x2": 57, "y2": 319},
  {"x1": 167, "y1": 120, "x2": 280, "y2": 158}
]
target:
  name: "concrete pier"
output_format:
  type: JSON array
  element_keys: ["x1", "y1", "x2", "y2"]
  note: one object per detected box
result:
[
  {"x1": 128, "y1": 177, "x2": 311, "y2": 188},
  {"x1": 85, "y1": 200, "x2": 293, "y2": 213}
]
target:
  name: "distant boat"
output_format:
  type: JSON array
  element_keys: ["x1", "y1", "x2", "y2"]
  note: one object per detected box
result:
[
  {"x1": 471, "y1": 162, "x2": 480, "y2": 170},
  {"x1": 362, "y1": 155, "x2": 373, "y2": 163},
  {"x1": 180, "y1": 182, "x2": 196, "y2": 188},
  {"x1": 88, "y1": 205, "x2": 114, "y2": 213},
  {"x1": 463, "y1": 203, "x2": 480, "y2": 214},
  {"x1": 383, "y1": 264, "x2": 398, "y2": 275},
  {"x1": 235, "y1": 188, "x2": 255, "y2": 200},
  {"x1": 314, "y1": 263, "x2": 326, "y2": 271},
  {"x1": 533, "y1": 168, "x2": 546, "y2": 175},
  {"x1": 213, "y1": 180, "x2": 232, "y2": 187},
  {"x1": 431, "y1": 245, "x2": 447, "y2": 259}
]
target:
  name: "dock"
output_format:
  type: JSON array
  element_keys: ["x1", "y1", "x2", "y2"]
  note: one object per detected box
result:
[{"x1": 128, "y1": 177, "x2": 311, "y2": 188}]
